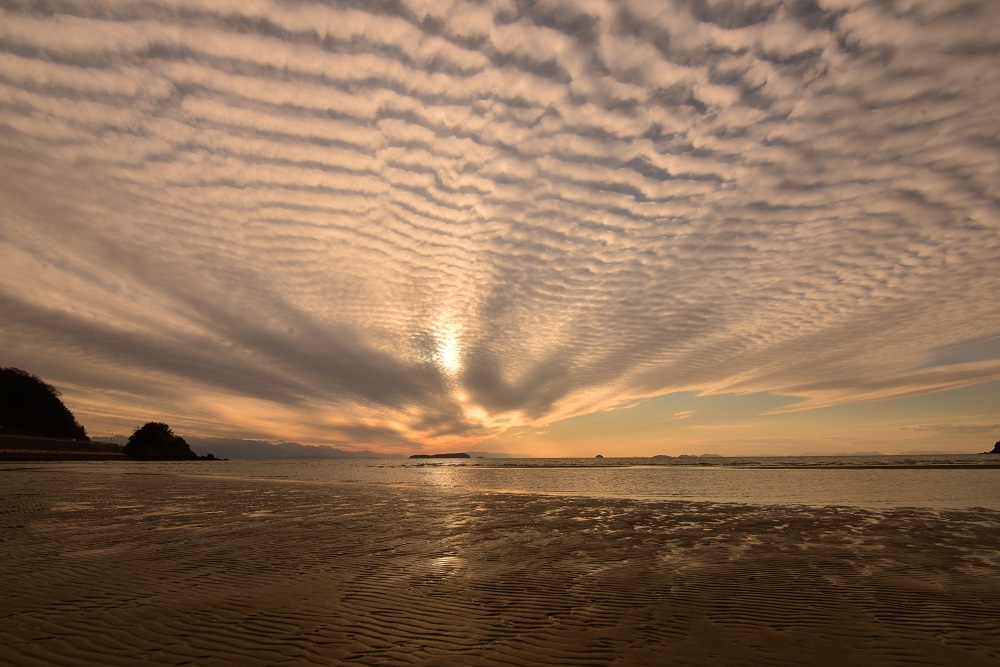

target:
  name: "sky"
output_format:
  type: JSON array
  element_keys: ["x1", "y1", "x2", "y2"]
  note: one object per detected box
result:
[{"x1": 1, "y1": 0, "x2": 999, "y2": 457}]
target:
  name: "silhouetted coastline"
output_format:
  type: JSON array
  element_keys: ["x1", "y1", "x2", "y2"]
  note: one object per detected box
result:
[
  {"x1": 0, "y1": 367, "x2": 225, "y2": 461},
  {"x1": 0, "y1": 367, "x2": 89, "y2": 441},
  {"x1": 408, "y1": 452, "x2": 471, "y2": 459}
]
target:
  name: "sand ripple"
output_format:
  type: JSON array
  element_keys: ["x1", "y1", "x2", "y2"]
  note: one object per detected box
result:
[{"x1": 2, "y1": 467, "x2": 999, "y2": 666}]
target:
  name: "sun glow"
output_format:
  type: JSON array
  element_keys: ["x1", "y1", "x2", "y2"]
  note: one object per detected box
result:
[{"x1": 435, "y1": 322, "x2": 462, "y2": 375}]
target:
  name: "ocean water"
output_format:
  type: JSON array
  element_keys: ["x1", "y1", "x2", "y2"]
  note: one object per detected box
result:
[{"x1": 42, "y1": 454, "x2": 1000, "y2": 510}]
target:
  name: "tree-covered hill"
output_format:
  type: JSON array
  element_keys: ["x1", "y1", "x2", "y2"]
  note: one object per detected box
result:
[
  {"x1": 123, "y1": 422, "x2": 205, "y2": 460},
  {"x1": 0, "y1": 367, "x2": 89, "y2": 441}
]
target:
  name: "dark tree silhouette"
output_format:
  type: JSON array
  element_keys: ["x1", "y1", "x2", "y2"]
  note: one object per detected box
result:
[
  {"x1": 0, "y1": 367, "x2": 89, "y2": 441},
  {"x1": 123, "y1": 422, "x2": 198, "y2": 460}
]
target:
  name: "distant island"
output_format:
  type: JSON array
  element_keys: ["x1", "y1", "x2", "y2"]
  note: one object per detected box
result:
[{"x1": 409, "y1": 453, "x2": 471, "y2": 459}]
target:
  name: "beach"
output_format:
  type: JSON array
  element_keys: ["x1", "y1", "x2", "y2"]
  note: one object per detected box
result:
[{"x1": 2, "y1": 464, "x2": 999, "y2": 666}]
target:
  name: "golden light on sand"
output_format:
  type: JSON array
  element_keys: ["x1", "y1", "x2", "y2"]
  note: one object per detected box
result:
[{"x1": 3, "y1": 466, "x2": 999, "y2": 665}]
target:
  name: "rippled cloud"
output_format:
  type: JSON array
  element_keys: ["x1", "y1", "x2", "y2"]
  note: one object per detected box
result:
[{"x1": 1, "y1": 0, "x2": 998, "y2": 452}]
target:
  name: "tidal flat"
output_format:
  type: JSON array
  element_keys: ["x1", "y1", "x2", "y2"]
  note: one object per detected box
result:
[{"x1": 2, "y1": 464, "x2": 999, "y2": 666}]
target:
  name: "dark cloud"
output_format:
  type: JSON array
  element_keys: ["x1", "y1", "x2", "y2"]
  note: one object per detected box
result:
[{"x1": 683, "y1": 0, "x2": 779, "y2": 30}]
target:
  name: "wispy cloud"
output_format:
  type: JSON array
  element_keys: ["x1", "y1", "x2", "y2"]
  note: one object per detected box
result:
[
  {"x1": 1, "y1": 0, "x2": 998, "y2": 451},
  {"x1": 900, "y1": 423, "x2": 1000, "y2": 435}
]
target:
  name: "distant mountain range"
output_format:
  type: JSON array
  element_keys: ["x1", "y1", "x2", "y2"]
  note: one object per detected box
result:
[
  {"x1": 185, "y1": 438, "x2": 380, "y2": 459},
  {"x1": 181, "y1": 438, "x2": 522, "y2": 459}
]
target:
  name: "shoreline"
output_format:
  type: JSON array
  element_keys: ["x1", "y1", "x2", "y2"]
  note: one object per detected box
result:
[
  {"x1": 0, "y1": 434, "x2": 125, "y2": 461},
  {"x1": 5, "y1": 450, "x2": 999, "y2": 469},
  {"x1": 0, "y1": 451, "x2": 128, "y2": 461}
]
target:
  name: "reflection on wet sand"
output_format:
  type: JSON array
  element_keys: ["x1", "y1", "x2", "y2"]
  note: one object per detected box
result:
[{"x1": 2, "y1": 466, "x2": 999, "y2": 666}]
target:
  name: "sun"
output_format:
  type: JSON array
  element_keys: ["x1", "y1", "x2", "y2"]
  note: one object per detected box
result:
[
  {"x1": 439, "y1": 335, "x2": 460, "y2": 373},
  {"x1": 435, "y1": 323, "x2": 462, "y2": 375}
]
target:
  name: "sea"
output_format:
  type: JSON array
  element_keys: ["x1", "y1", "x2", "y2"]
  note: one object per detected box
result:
[{"x1": 38, "y1": 453, "x2": 1000, "y2": 511}]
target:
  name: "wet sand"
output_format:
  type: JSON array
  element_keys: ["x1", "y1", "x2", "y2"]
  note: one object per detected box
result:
[{"x1": 2, "y1": 466, "x2": 998, "y2": 666}]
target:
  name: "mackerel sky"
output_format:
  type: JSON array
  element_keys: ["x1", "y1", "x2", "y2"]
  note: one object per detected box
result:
[{"x1": 2, "y1": 0, "x2": 998, "y2": 456}]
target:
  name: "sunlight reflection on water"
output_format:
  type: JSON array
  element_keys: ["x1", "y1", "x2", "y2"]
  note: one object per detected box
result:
[{"x1": 36, "y1": 456, "x2": 1000, "y2": 510}]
